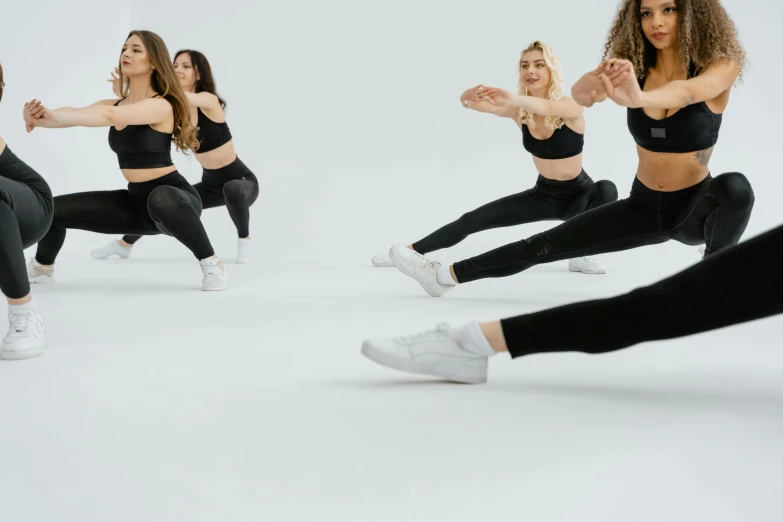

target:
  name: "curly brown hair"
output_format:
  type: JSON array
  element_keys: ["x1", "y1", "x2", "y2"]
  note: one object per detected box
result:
[
  {"x1": 601, "y1": 0, "x2": 746, "y2": 82},
  {"x1": 118, "y1": 30, "x2": 200, "y2": 153}
]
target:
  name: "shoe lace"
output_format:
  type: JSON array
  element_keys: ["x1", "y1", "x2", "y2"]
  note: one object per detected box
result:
[
  {"x1": 410, "y1": 250, "x2": 441, "y2": 271},
  {"x1": 394, "y1": 323, "x2": 450, "y2": 344},
  {"x1": 202, "y1": 259, "x2": 223, "y2": 276},
  {"x1": 9, "y1": 311, "x2": 31, "y2": 334}
]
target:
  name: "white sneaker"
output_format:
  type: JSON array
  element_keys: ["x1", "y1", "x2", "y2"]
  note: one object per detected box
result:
[
  {"x1": 27, "y1": 258, "x2": 54, "y2": 284},
  {"x1": 90, "y1": 239, "x2": 133, "y2": 260},
  {"x1": 388, "y1": 245, "x2": 453, "y2": 297},
  {"x1": 200, "y1": 257, "x2": 227, "y2": 291},
  {"x1": 371, "y1": 253, "x2": 394, "y2": 267},
  {"x1": 2, "y1": 306, "x2": 46, "y2": 360},
  {"x1": 568, "y1": 256, "x2": 606, "y2": 275},
  {"x1": 361, "y1": 323, "x2": 488, "y2": 384},
  {"x1": 236, "y1": 238, "x2": 252, "y2": 264}
]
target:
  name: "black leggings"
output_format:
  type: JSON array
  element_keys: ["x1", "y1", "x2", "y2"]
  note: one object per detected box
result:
[
  {"x1": 122, "y1": 156, "x2": 259, "y2": 245},
  {"x1": 0, "y1": 146, "x2": 53, "y2": 299},
  {"x1": 412, "y1": 170, "x2": 618, "y2": 254},
  {"x1": 454, "y1": 172, "x2": 755, "y2": 282},
  {"x1": 35, "y1": 171, "x2": 214, "y2": 265},
  {"x1": 501, "y1": 220, "x2": 783, "y2": 357}
]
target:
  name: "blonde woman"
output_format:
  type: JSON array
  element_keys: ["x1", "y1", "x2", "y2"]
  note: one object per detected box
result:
[
  {"x1": 387, "y1": 0, "x2": 754, "y2": 301},
  {"x1": 374, "y1": 41, "x2": 618, "y2": 281}
]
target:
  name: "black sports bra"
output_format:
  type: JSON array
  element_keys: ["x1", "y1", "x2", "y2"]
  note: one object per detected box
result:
[
  {"x1": 196, "y1": 107, "x2": 232, "y2": 153},
  {"x1": 627, "y1": 76, "x2": 722, "y2": 153},
  {"x1": 108, "y1": 96, "x2": 173, "y2": 169},
  {"x1": 521, "y1": 122, "x2": 584, "y2": 160}
]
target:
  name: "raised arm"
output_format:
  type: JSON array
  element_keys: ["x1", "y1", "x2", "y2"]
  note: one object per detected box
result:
[
  {"x1": 460, "y1": 85, "x2": 517, "y2": 119},
  {"x1": 26, "y1": 97, "x2": 171, "y2": 129},
  {"x1": 184, "y1": 91, "x2": 222, "y2": 111},
  {"x1": 598, "y1": 59, "x2": 739, "y2": 109},
  {"x1": 484, "y1": 87, "x2": 584, "y2": 119}
]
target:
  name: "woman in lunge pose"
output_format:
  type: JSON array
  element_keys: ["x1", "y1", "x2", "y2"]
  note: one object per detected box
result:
[
  {"x1": 93, "y1": 49, "x2": 259, "y2": 264},
  {"x1": 373, "y1": 40, "x2": 618, "y2": 279},
  {"x1": 362, "y1": 221, "x2": 783, "y2": 384},
  {"x1": 389, "y1": 0, "x2": 754, "y2": 297},
  {"x1": 0, "y1": 63, "x2": 53, "y2": 359},
  {"x1": 24, "y1": 31, "x2": 227, "y2": 291}
]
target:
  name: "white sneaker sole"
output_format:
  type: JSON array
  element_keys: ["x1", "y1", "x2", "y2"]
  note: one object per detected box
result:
[
  {"x1": 1, "y1": 342, "x2": 46, "y2": 360},
  {"x1": 371, "y1": 257, "x2": 394, "y2": 267},
  {"x1": 568, "y1": 266, "x2": 607, "y2": 275},
  {"x1": 388, "y1": 247, "x2": 444, "y2": 297},
  {"x1": 361, "y1": 341, "x2": 487, "y2": 384},
  {"x1": 28, "y1": 274, "x2": 54, "y2": 284}
]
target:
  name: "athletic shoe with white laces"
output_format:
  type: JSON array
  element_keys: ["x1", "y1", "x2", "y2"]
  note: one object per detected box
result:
[
  {"x1": 1, "y1": 305, "x2": 46, "y2": 360},
  {"x1": 388, "y1": 245, "x2": 453, "y2": 297},
  {"x1": 568, "y1": 256, "x2": 607, "y2": 274},
  {"x1": 27, "y1": 258, "x2": 54, "y2": 283},
  {"x1": 200, "y1": 257, "x2": 228, "y2": 291},
  {"x1": 371, "y1": 253, "x2": 394, "y2": 267},
  {"x1": 90, "y1": 239, "x2": 133, "y2": 260},
  {"x1": 236, "y1": 238, "x2": 252, "y2": 264},
  {"x1": 361, "y1": 323, "x2": 488, "y2": 384}
]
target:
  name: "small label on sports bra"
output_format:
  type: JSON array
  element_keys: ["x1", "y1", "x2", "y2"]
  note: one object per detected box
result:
[{"x1": 651, "y1": 127, "x2": 666, "y2": 138}]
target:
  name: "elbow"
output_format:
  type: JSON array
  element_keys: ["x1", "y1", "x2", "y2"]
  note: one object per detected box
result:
[{"x1": 105, "y1": 106, "x2": 119, "y2": 124}]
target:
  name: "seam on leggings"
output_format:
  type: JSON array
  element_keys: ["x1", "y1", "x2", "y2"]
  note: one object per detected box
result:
[
  {"x1": 456, "y1": 232, "x2": 668, "y2": 277},
  {"x1": 670, "y1": 193, "x2": 716, "y2": 232}
]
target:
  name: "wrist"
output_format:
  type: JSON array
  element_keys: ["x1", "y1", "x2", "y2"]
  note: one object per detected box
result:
[{"x1": 633, "y1": 91, "x2": 647, "y2": 109}]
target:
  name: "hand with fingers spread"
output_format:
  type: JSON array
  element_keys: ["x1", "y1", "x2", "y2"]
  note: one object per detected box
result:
[
  {"x1": 597, "y1": 59, "x2": 642, "y2": 108},
  {"x1": 107, "y1": 66, "x2": 122, "y2": 97},
  {"x1": 460, "y1": 84, "x2": 495, "y2": 108}
]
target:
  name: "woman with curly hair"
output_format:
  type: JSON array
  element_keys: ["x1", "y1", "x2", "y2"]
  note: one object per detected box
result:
[
  {"x1": 24, "y1": 31, "x2": 228, "y2": 291},
  {"x1": 386, "y1": 0, "x2": 754, "y2": 299},
  {"x1": 377, "y1": 40, "x2": 618, "y2": 287},
  {"x1": 361, "y1": 0, "x2": 764, "y2": 383},
  {"x1": 0, "y1": 63, "x2": 53, "y2": 359}
]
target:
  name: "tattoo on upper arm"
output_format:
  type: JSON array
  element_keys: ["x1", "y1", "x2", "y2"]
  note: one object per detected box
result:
[{"x1": 694, "y1": 147, "x2": 713, "y2": 165}]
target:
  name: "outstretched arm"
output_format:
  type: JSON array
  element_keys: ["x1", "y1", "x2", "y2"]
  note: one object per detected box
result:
[
  {"x1": 483, "y1": 88, "x2": 584, "y2": 119},
  {"x1": 26, "y1": 97, "x2": 170, "y2": 129},
  {"x1": 460, "y1": 85, "x2": 517, "y2": 119},
  {"x1": 184, "y1": 91, "x2": 222, "y2": 111},
  {"x1": 598, "y1": 59, "x2": 739, "y2": 109}
]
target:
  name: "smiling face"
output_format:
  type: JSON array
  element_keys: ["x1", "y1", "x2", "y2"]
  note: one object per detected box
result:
[
  {"x1": 173, "y1": 52, "x2": 199, "y2": 92},
  {"x1": 119, "y1": 34, "x2": 154, "y2": 77},
  {"x1": 519, "y1": 50, "x2": 551, "y2": 95},
  {"x1": 640, "y1": 0, "x2": 679, "y2": 50}
]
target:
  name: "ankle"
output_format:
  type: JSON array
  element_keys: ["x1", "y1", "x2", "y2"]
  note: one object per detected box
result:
[
  {"x1": 118, "y1": 239, "x2": 133, "y2": 248},
  {"x1": 479, "y1": 321, "x2": 508, "y2": 353},
  {"x1": 7, "y1": 294, "x2": 33, "y2": 306}
]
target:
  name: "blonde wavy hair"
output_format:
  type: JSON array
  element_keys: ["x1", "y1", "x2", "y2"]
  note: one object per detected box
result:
[
  {"x1": 601, "y1": 0, "x2": 746, "y2": 82},
  {"x1": 517, "y1": 41, "x2": 565, "y2": 131}
]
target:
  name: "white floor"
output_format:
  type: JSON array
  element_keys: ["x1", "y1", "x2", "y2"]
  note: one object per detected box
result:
[{"x1": 2, "y1": 230, "x2": 782, "y2": 522}]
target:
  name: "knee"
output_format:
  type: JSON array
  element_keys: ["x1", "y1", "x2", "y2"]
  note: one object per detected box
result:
[
  {"x1": 222, "y1": 180, "x2": 244, "y2": 202},
  {"x1": 147, "y1": 186, "x2": 184, "y2": 217},
  {"x1": 593, "y1": 180, "x2": 619, "y2": 205},
  {"x1": 712, "y1": 172, "x2": 754, "y2": 210}
]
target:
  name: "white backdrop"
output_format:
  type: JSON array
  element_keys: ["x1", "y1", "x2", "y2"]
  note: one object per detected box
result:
[{"x1": 1, "y1": 0, "x2": 780, "y2": 260}]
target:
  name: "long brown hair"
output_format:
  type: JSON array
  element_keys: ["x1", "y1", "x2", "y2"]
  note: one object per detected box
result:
[
  {"x1": 0, "y1": 62, "x2": 4, "y2": 103},
  {"x1": 117, "y1": 30, "x2": 200, "y2": 152},
  {"x1": 175, "y1": 50, "x2": 227, "y2": 109},
  {"x1": 601, "y1": 0, "x2": 746, "y2": 82}
]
